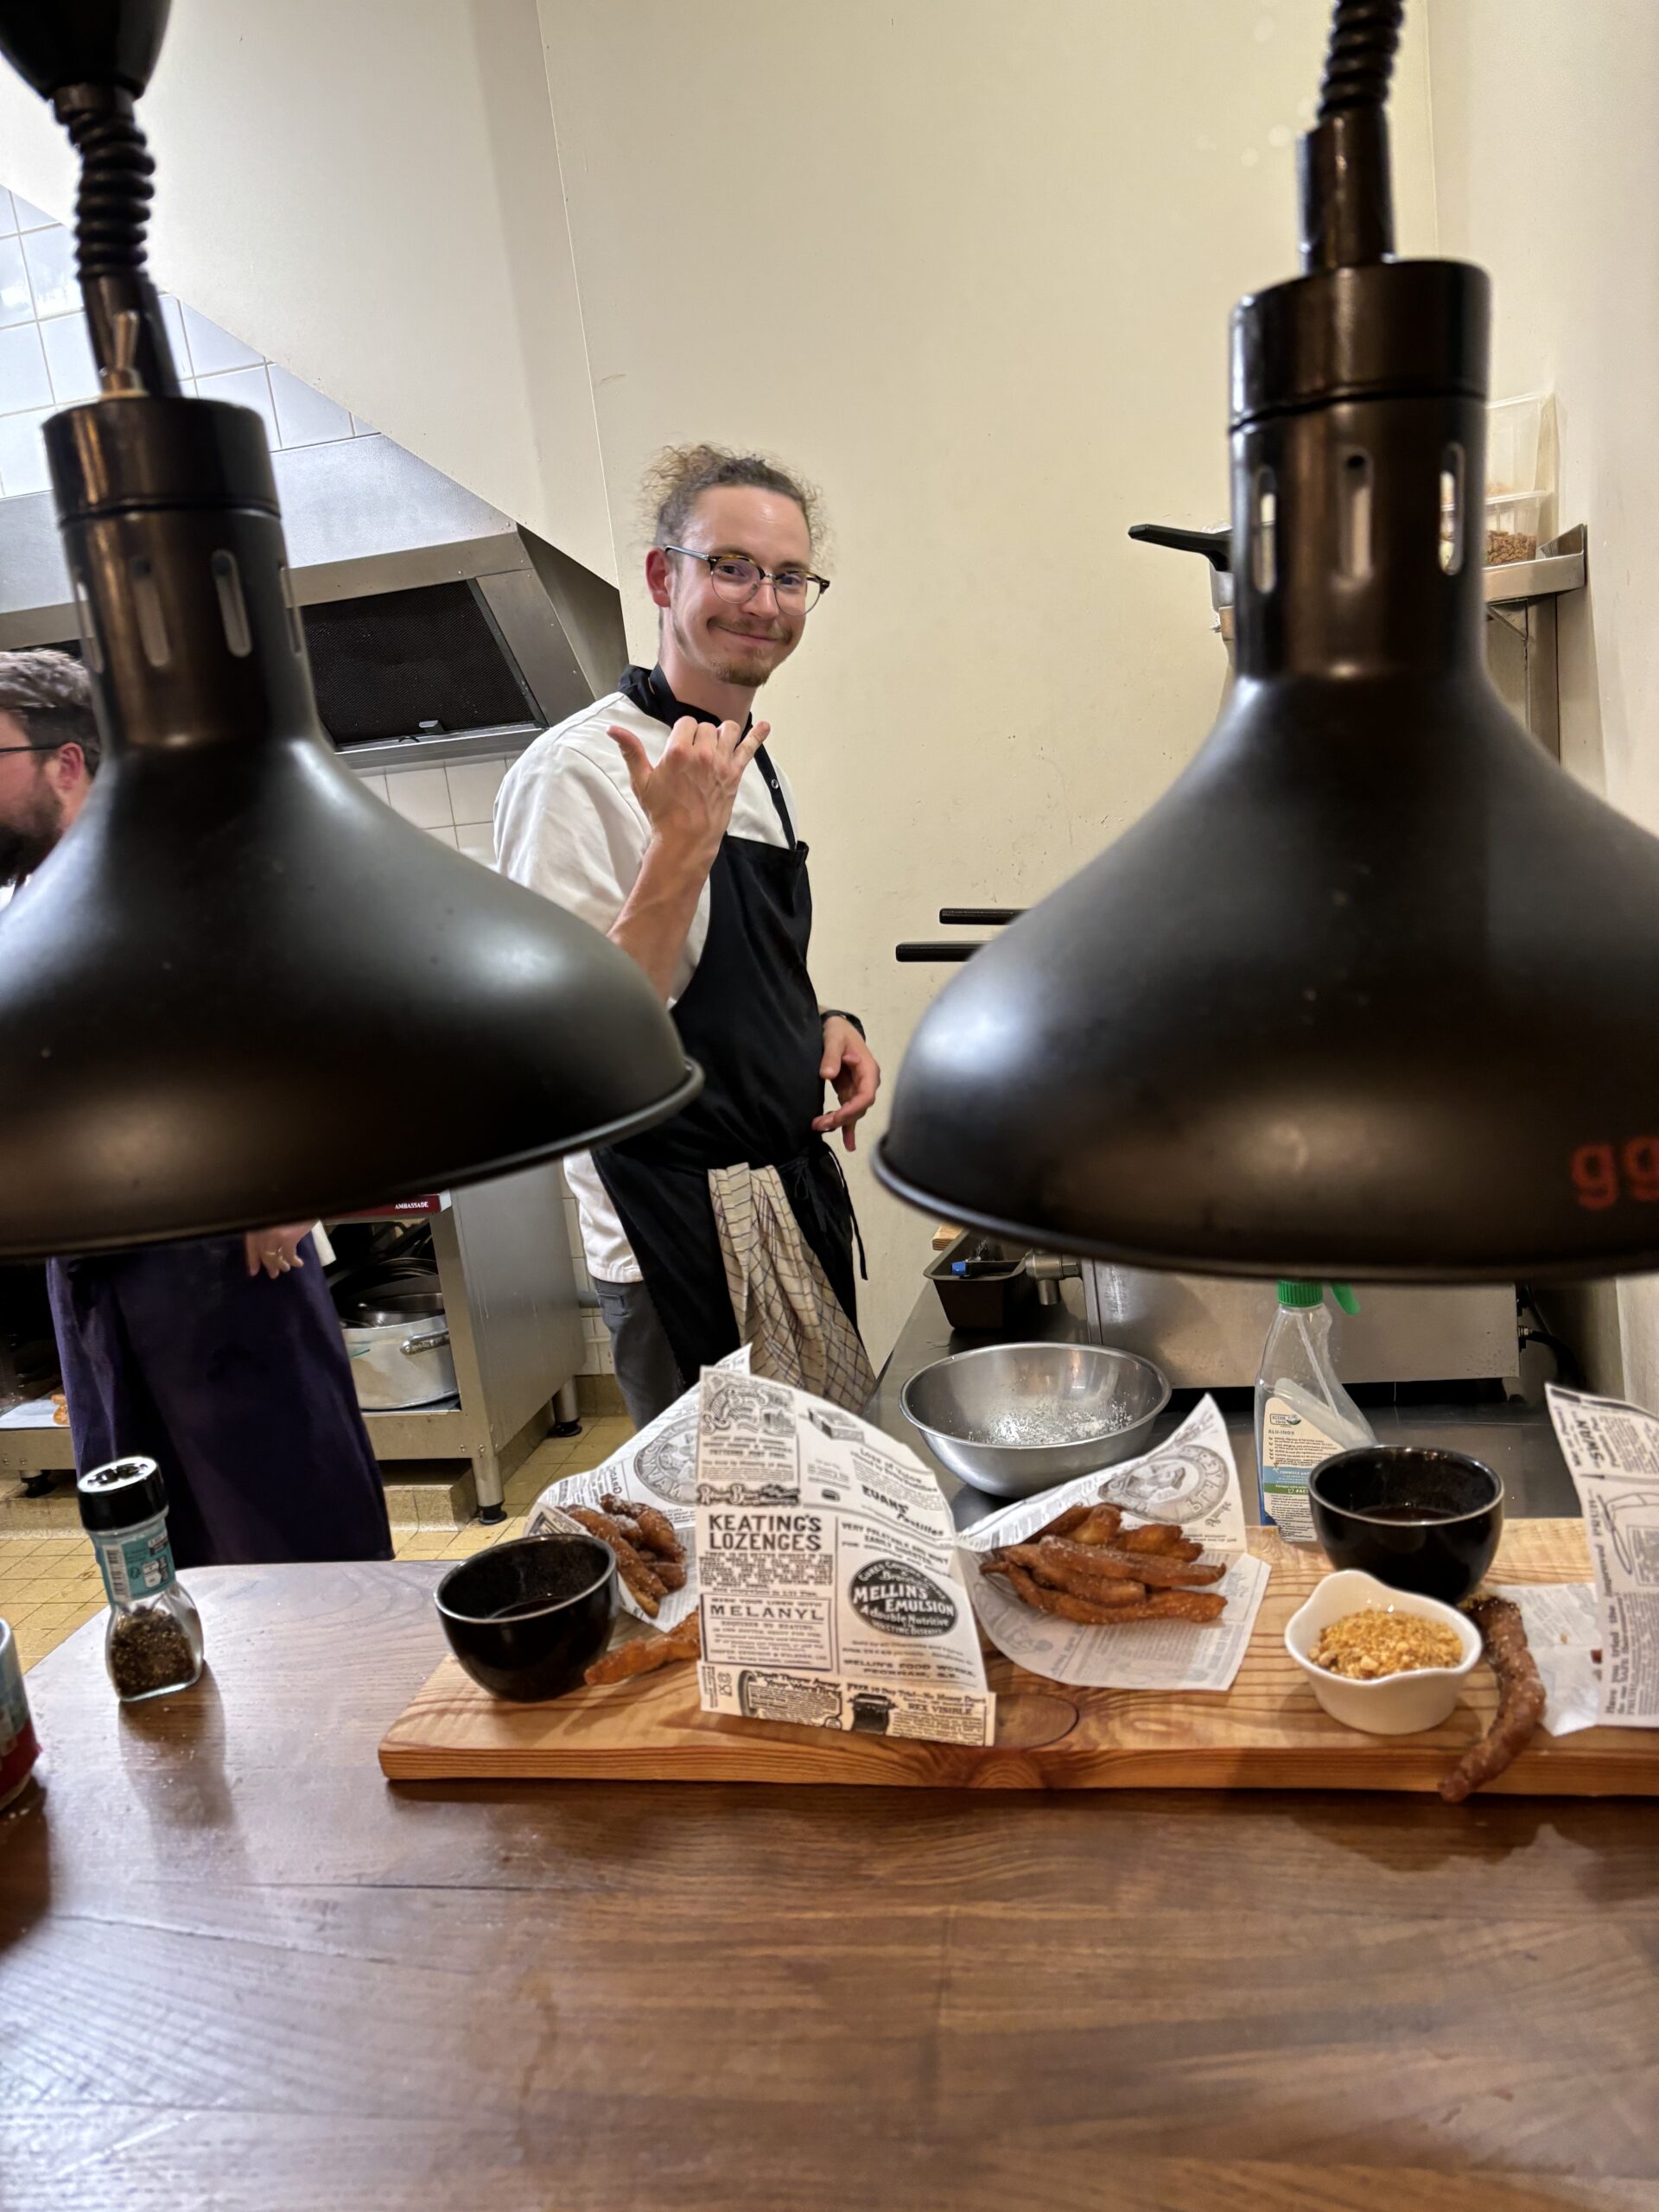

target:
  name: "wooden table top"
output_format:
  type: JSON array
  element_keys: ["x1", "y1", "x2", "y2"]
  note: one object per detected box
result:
[{"x1": 4, "y1": 1561, "x2": 1657, "y2": 2212}]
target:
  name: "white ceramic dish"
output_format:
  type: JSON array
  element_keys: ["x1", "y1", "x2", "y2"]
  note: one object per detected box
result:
[{"x1": 1284, "y1": 1570, "x2": 1482, "y2": 1736}]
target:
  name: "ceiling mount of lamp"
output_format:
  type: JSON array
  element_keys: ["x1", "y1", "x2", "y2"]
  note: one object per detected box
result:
[
  {"x1": 0, "y1": 0, "x2": 698, "y2": 1260},
  {"x1": 877, "y1": 0, "x2": 1659, "y2": 1283}
]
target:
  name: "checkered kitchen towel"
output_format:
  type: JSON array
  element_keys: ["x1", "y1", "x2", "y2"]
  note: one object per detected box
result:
[{"x1": 709, "y1": 1164, "x2": 876, "y2": 1412}]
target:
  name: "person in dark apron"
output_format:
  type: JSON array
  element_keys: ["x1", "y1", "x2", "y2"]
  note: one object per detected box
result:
[
  {"x1": 594, "y1": 662, "x2": 870, "y2": 1396},
  {"x1": 0, "y1": 646, "x2": 391, "y2": 1569},
  {"x1": 48, "y1": 1233, "x2": 393, "y2": 1570},
  {"x1": 493, "y1": 447, "x2": 881, "y2": 1426}
]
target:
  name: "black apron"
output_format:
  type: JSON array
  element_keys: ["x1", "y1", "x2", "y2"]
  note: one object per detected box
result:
[
  {"x1": 592, "y1": 667, "x2": 861, "y2": 1390},
  {"x1": 47, "y1": 1236, "x2": 393, "y2": 1570}
]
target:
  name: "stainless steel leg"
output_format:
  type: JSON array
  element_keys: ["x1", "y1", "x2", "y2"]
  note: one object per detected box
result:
[
  {"x1": 474, "y1": 1441, "x2": 507, "y2": 1525},
  {"x1": 551, "y1": 1378, "x2": 581, "y2": 1438}
]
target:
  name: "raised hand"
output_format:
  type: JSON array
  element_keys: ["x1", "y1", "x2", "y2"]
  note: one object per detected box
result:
[{"x1": 607, "y1": 715, "x2": 771, "y2": 868}]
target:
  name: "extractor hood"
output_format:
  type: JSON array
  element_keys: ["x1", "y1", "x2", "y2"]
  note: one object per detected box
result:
[{"x1": 0, "y1": 426, "x2": 626, "y2": 767}]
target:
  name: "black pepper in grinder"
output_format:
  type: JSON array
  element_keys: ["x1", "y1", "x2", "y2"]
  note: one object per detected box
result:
[{"x1": 76, "y1": 1457, "x2": 204, "y2": 1702}]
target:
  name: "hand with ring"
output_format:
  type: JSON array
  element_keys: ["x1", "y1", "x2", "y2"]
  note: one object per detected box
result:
[{"x1": 244, "y1": 1224, "x2": 313, "y2": 1280}]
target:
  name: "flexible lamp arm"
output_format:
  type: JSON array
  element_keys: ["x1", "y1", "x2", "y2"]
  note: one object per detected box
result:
[
  {"x1": 1297, "y1": 0, "x2": 1404, "y2": 272},
  {"x1": 0, "y1": 0, "x2": 181, "y2": 395}
]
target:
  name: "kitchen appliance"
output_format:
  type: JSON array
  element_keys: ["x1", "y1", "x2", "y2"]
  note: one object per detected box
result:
[
  {"x1": 0, "y1": 416, "x2": 620, "y2": 775},
  {"x1": 0, "y1": 0, "x2": 696, "y2": 1260},
  {"x1": 878, "y1": 0, "x2": 1659, "y2": 1284},
  {"x1": 900, "y1": 1341, "x2": 1171, "y2": 1499}
]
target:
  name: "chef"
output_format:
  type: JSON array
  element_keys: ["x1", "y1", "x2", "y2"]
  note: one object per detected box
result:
[
  {"x1": 0, "y1": 649, "x2": 393, "y2": 1568},
  {"x1": 496, "y1": 445, "x2": 880, "y2": 1427}
]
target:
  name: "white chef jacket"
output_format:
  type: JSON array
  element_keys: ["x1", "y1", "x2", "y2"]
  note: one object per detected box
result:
[{"x1": 494, "y1": 690, "x2": 802, "y2": 1283}]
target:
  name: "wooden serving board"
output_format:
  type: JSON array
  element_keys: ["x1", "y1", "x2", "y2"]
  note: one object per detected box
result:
[{"x1": 378, "y1": 1517, "x2": 1656, "y2": 1795}]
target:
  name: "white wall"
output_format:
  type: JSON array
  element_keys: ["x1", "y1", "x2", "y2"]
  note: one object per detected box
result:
[
  {"x1": 1427, "y1": 0, "x2": 1656, "y2": 1401},
  {"x1": 0, "y1": 1, "x2": 1439, "y2": 1366}
]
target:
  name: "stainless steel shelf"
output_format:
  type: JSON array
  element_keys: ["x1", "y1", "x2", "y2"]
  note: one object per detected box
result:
[{"x1": 1484, "y1": 525, "x2": 1586, "y2": 605}]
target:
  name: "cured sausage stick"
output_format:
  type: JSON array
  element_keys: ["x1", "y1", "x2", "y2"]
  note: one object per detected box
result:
[{"x1": 1439, "y1": 1596, "x2": 1547, "y2": 1803}]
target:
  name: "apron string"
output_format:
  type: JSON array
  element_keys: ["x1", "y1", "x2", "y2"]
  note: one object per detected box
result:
[{"x1": 818, "y1": 1144, "x2": 868, "y2": 1281}]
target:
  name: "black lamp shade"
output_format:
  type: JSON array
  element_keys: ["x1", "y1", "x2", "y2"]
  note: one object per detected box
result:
[
  {"x1": 0, "y1": 397, "x2": 696, "y2": 1256},
  {"x1": 878, "y1": 258, "x2": 1659, "y2": 1281}
]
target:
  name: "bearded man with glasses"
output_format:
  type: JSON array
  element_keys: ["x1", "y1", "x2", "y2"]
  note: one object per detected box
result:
[{"x1": 496, "y1": 445, "x2": 879, "y2": 1427}]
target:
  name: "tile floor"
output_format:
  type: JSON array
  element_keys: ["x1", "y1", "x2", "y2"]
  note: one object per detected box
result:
[{"x1": 0, "y1": 1414, "x2": 634, "y2": 1675}]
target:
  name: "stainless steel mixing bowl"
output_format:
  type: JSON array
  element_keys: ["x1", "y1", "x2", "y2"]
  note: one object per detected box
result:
[{"x1": 899, "y1": 1341, "x2": 1172, "y2": 1498}]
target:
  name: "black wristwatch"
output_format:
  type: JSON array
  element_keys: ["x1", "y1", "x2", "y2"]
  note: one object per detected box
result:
[{"x1": 820, "y1": 1007, "x2": 866, "y2": 1040}]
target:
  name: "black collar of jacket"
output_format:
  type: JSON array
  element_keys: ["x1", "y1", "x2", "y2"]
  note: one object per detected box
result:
[{"x1": 621, "y1": 664, "x2": 753, "y2": 738}]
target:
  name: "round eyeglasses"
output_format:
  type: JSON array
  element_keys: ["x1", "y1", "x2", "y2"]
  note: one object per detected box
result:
[{"x1": 664, "y1": 546, "x2": 830, "y2": 613}]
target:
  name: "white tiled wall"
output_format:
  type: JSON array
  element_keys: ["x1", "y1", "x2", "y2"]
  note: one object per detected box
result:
[
  {"x1": 364, "y1": 753, "x2": 505, "y2": 869},
  {"x1": 356, "y1": 754, "x2": 611, "y2": 1374},
  {"x1": 0, "y1": 186, "x2": 368, "y2": 499}
]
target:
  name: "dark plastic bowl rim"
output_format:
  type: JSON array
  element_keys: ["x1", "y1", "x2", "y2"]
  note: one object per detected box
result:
[
  {"x1": 899, "y1": 1342, "x2": 1173, "y2": 1452},
  {"x1": 1309, "y1": 1448, "x2": 1506, "y2": 1529},
  {"x1": 435, "y1": 1533, "x2": 613, "y2": 1626}
]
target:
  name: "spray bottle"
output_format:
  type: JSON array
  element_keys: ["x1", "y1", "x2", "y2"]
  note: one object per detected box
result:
[{"x1": 1253, "y1": 1282, "x2": 1376, "y2": 1545}]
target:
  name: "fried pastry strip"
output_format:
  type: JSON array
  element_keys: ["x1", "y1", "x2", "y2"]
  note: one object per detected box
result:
[
  {"x1": 1031, "y1": 1535, "x2": 1224, "y2": 1590},
  {"x1": 1000, "y1": 1561, "x2": 1147, "y2": 1625},
  {"x1": 595, "y1": 1497, "x2": 685, "y2": 1575},
  {"x1": 1439, "y1": 1596, "x2": 1547, "y2": 1803},
  {"x1": 995, "y1": 1545, "x2": 1148, "y2": 1605},
  {"x1": 997, "y1": 1562, "x2": 1224, "y2": 1626},
  {"x1": 1106, "y1": 1590, "x2": 1227, "y2": 1624},
  {"x1": 628, "y1": 1503, "x2": 685, "y2": 1562},
  {"x1": 1115, "y1": 1522, "x2": 1205, "y2": 1561},
  {"x1": 1065, "y1": 1505, "x2": 1124, "y2": 1547},
  {"x1": 567, "y1": 1506, "x2": 666, "y2": 1617},
  {"x1": 1031, "y1": 1503, "x2": 1095, "y2": 1542},
  {"x1": 584, "y1": 1611, "x2": 702, "y2": 1686}
]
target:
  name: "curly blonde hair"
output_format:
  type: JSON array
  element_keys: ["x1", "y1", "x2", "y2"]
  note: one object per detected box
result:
[{"x1": 641, "y1": 443, "x2": 823, "y2": 554}]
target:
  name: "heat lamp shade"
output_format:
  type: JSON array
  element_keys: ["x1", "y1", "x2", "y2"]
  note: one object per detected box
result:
[
  {"x1": 0, "y1": 734, "x2": 698, "y2": 1255},
  {"x1": 875, "y1": 664, "x2": 1659, "y2": 1283}
]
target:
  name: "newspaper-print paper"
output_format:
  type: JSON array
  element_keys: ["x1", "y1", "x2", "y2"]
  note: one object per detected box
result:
[
  {"x1": 1547, "y1": 1382, "x2": 1659, "y2": 1728},
  {"x1": 524, "y1": 1347, "x2": 753, "y2": 1630},
  {"x1": 1488, "y1": 1581, "x2": 1599, "y2": 1738},
  {"x1": 957, "y1": 1395, "x2": 1271, "y2": 1693},
  {"x1": 692, "y1": 1370, "x2": 995, "y2": 1745}
]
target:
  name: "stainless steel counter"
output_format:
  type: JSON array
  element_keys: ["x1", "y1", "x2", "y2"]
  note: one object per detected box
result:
[{"x1": 867, "y1": 1283, "x2": 1579, "y2": 1533}]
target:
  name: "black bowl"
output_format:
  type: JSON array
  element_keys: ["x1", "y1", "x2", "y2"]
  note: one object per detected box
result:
[
  {"x1": 1308, "y1": 1446, "x2": 1504, "y2": 1605},
  {"x1": 435, "y1": 1534, "x2": 615, "y2": 1700}
]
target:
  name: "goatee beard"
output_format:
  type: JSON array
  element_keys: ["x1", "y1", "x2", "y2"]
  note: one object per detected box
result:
[
  {"x1": 670, "y1": 611, "x2": 778, "y2": 694},
  {"x1": 710, "y1": 654, "x2": 773, "y2": 689}
]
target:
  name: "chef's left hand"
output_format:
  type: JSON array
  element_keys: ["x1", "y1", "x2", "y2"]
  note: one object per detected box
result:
[
  {"x1": 815, "y1": 1017, "x2": 880, "y2": 1152},
  {"x1": 245, "y1": 1224, "x2": 312, "y2": 1279}
]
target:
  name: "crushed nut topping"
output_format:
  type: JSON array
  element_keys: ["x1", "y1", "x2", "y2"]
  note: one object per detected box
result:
[{"x1": 1310, "y1": 1609, "x2": 1464, "y2": 1680}]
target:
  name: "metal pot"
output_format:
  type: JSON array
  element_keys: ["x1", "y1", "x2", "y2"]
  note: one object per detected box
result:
[{"x1": 341, "y1": 1318, "x2": 456, "y2": 1410}]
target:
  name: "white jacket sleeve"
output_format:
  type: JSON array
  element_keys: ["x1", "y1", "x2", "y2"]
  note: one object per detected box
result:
[{"x1": 493, "y1": 737, "x2": 648, "y2": 937}]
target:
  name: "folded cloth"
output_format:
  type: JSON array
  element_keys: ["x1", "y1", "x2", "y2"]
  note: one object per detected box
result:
[{"x1": 709, "y1": 1162, "x2": 875, "y2": 1412}]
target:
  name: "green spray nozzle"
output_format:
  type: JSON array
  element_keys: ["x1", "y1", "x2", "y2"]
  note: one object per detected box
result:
[{"x1": 1275, "y1": 1281, "x2": 1360, "y2": 1313}]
